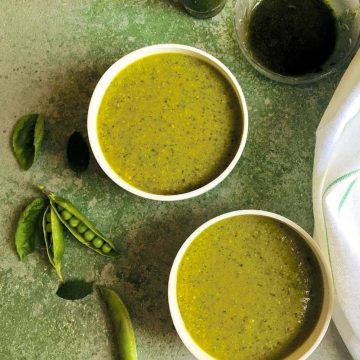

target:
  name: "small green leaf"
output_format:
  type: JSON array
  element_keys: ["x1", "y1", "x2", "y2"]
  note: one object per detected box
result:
[
  {"x1": 67, "y1": 131, "x2": 89, "y2": 173},
  {"x1": 15, "y1": 197, "x2": 48, "y2": 261},
  {"x1": 56, "y1": 280, "x2": 94, "y2": 300},
  {"x1": 12, "y1": 113, "x2": 45, "y2": 170}
]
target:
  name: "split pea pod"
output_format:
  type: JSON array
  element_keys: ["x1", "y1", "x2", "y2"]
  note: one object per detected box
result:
[
  {"x1": 38, "y1": 186, "x2": 119, "y2": 257},
  {"x1": 99, "y1": 286, "x2": 138, "y2": 360},
  {"x1": 43, "y1": 205, "x2": 64, "y2": 282}
]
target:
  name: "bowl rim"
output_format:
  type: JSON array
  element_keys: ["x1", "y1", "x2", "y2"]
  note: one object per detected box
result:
[
  {"x1": 234, "y1": 0, "x2": 360, "y2": 85},
  {"x1": 87, "y1": 44, "x2": 248, "y2": 201},
  {"x1": 168, "y1": 210, "x2": 334, "y2": 360}
]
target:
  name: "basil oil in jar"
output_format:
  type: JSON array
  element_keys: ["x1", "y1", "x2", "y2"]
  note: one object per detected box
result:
[
  {"x1": 246, "y1": 0, "x2": 338, "y2": 76},
  {"x1": 233, "y1": 0, "x2": 360, "y2": 83}
]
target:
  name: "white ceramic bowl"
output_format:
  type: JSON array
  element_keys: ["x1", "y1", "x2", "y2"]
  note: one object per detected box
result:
[
  {"x1": 88, "y1": 44, "x2": 248, "y2": 201},
  {"x1": 168, "y1": 210, "x2": 334, "y2": 360}
]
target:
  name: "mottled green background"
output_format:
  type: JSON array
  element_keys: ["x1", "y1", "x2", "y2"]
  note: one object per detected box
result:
[{"x1": 0, "y1": 1, "x2": 352, "y2": 359}]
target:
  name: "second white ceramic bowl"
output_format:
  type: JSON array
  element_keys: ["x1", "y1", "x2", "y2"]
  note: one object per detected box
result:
[
  {"x1": 88, "y1": 44, "x2": 248, "y2": 201},
  {"x1": 168, "y1": 210, "x2": 334, "y2": 360}
]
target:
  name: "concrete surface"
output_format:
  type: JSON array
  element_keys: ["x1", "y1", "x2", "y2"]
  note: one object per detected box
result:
[{"x1": 0, "y1": 0, "x2": 353, "y2": 359}]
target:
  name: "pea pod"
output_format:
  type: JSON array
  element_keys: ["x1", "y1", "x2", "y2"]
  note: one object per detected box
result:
[
  {"x1": 42, "y1": 205, "x2": 65, "y2": 282},
  {"x1": 15, "y1": 197, "x2": 48, "y2": 261},
  {"x1": 99, "y1": 286, "x2": 138, "y2": 360},
  {"x1": 38, "y1": 185, "x2": 119, "y2": 257}
]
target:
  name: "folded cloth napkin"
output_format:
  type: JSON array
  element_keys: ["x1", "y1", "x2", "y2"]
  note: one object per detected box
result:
[{"x1": 313, "y1": 49, "x2": 360, "y2": 360}]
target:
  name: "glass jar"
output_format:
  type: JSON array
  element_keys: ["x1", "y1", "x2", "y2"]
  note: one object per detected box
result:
[
  {"x1": 234, "y1": 0, "x2": 360, "y2": 84},
  {"x1": 182, "y1": 0, "x2": 227, "y2": 19}
]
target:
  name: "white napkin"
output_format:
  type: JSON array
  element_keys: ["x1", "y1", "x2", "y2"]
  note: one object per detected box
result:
[{"x1": 313, "y1": 49, "x2": 360, "y2": 360}]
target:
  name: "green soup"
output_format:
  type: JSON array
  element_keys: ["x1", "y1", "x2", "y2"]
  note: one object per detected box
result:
[
  {"x1": 97, "y1": 53, "x2": 242, "y2": 195},
  {"x1": 177, "y1": 215, "x2": 323, "y2": 359}
]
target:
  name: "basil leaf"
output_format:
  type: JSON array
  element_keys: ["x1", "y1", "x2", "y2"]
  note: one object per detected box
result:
[
  {"x1": 12, "y1": 113, "x2": 45, "y2": 170},
  {"x1": 67, "y1": 131, "x2": 89, "y2": 173},
  {"x1": 15, "y1": 197, "x2": 48, "y2": 261},
  {"x1": 56, "y1": 279, "x2": 94, "y2": 300}
]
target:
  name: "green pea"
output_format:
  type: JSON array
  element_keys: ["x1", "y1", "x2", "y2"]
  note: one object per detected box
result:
[
  {"x1": 46, "y1": 212, "x2": 51, "y2": 222},
  {"x1": 61, "y1": 210, "x2": 72, "y2": 221},
  {"x1": 57, "y1": 204, "x2": 64, "y2": 212},
  {"x1": 92, "y1": 237, "x2": 103, "y2": 248},
  {"x1": 76, "y1": 222, "x2": 87, "y2": 234},
  {"x1": 69, "y1": 217, "x2": 80, "y2": 227},
  {"x1": 84, "y1": 230, "x2": 95, "y2": 241},
  {"x1": 45, "y1": 223, "x2": 52, "y2": 233},
  {"x1": 101, "y1": 243, "x2": 112, "y2": 254}
]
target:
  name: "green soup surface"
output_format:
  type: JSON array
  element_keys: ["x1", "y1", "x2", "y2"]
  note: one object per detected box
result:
[
  {"x1": 177, "y1": 215, "x2": 323, "y2": 360},
  {"x1": 97, "y1": 53, "x2": 242, "y2": 195}
]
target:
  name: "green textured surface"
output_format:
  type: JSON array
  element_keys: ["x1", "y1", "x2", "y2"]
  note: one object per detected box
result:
[{"x1": 0, "y1": 1, "x2": 352, "y2": 359}]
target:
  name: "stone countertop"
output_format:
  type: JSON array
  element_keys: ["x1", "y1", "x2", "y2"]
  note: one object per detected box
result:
[{"x1": 0, "y1": 0, "x2": 352, "y2": 359}]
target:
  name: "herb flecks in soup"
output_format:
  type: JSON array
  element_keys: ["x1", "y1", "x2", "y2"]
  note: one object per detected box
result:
[
  {"x1": 97, "y1": 53, "x2": 242, "y2": 195},
  {"x1": 177, "y1": 215, "x2": 323, "y2": 360}
]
